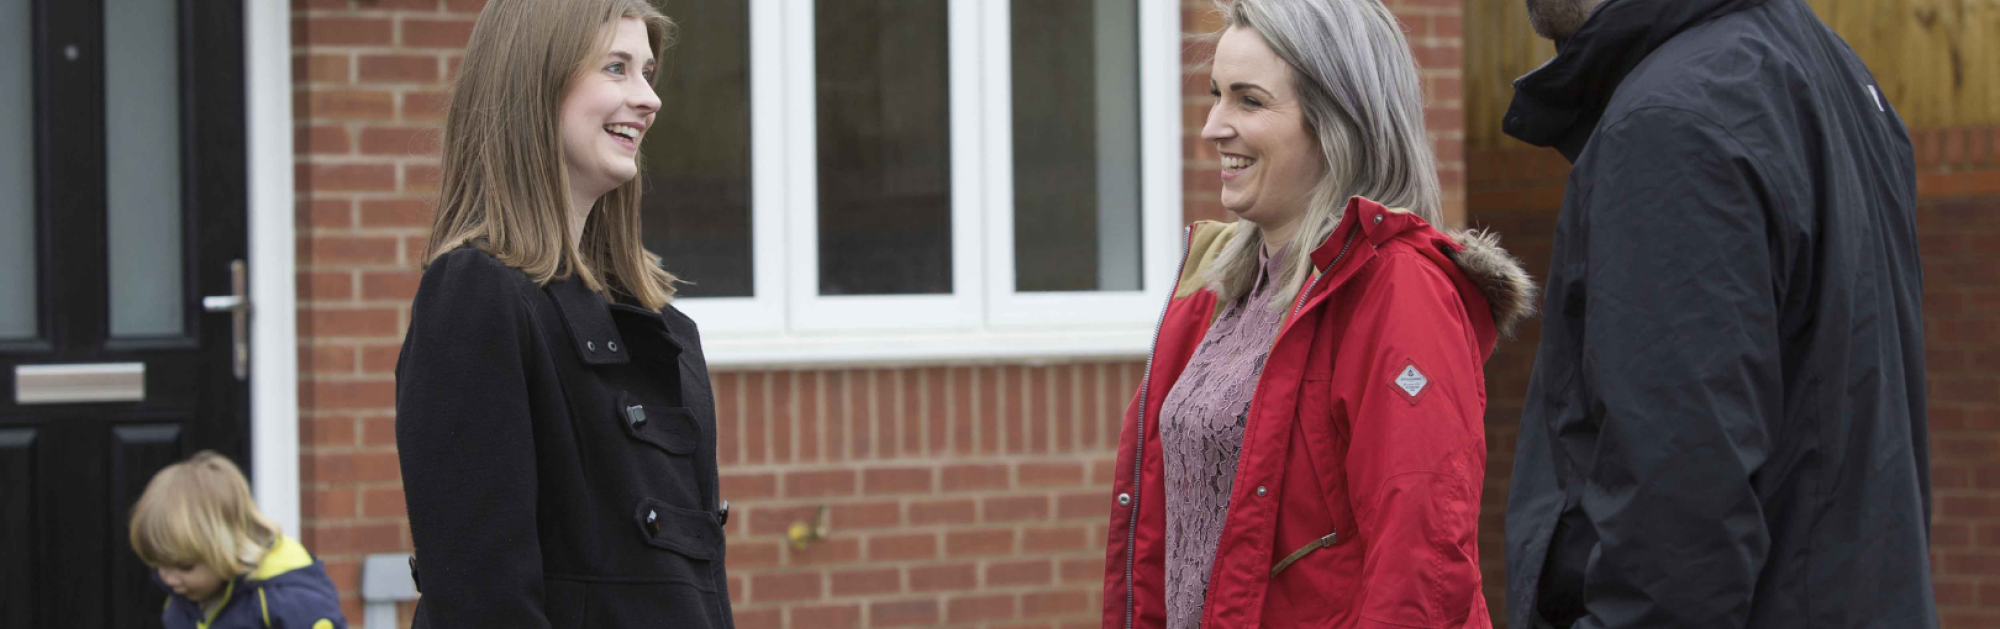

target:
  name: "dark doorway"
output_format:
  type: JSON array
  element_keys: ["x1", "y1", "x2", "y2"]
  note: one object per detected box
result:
[{"x1": 0, "y1": 0, "x2": 250, "y2": 627}]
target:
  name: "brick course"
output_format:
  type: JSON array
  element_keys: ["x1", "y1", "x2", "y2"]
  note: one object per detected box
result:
[
  {"x1": 1911, "y1": 129, "x2": 2000, "y2": 627},
  {"x1": 293, "y1": 0, "x2": 457, "y2": 623}
]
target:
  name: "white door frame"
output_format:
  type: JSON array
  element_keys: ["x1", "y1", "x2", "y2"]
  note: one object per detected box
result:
[{"x1": 245, "y1": 0, "x2": 300, "y2": 538}]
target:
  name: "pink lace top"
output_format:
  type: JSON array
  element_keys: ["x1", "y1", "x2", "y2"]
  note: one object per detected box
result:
[{"x1": 1158, "y1": 245, "x2": 1291, "y2": 629}]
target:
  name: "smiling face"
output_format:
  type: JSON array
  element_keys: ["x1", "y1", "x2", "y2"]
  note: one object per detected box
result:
[
  {"x1": 157, "y1": 563, "x2": 226, "y2": 603},
  {"x1": 1201, "y1": 26, "x2": 1323, "y2": 232},
  {"x1": 560, "y1": 16, "x2": 661, "y2": 208}
]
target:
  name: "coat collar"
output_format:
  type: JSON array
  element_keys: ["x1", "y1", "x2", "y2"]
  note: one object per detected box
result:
[
  {"x1": 1503, "y1": 0, "x2": 1770, "y2": 160},
  {"x1": 545, "y1": 278, "x2": 632, "y2": 366},
  {"x1": 248, "y1": 535, "x2": 315, "y2": 583},
  {"x1": 1299, "y1": 197, "x2": 1537, "y2": 348},
  {"x1": 1304, "y1": 197, "x2": 1390, "y2": 291},
  {"x1": 610, "y1": 302, "x2": 689, "y2": 363}
]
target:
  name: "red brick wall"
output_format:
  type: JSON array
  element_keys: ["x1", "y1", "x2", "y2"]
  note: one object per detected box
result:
[
  {"x1": 291, "y1": 0, "x2": 472, "y2": 624},
  {"x1": 713, "y1": 366, "x2": 1139, "y2": 629},
  {"x1": 287, "y1": 0, "x2": 1462, "y2": 627},
  {"x1": 1468, "y1": 127, "x2": 2000, "y2": 628},
  {"x1": 1912, "y1": 128, "x2": 2000, "y2": 629}
]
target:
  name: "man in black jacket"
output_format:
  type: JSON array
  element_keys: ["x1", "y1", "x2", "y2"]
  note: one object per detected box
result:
[{"x1": 1502, "y1": 1, "x2": 1937, "y2": 628}]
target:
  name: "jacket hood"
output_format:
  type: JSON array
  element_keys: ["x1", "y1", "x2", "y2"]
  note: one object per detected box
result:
[
  {"x1": 1440, "y1": 226, "x2": 1538, "y2": 339},
  {"x1": 1504, "y1": 0, "x2": 1770, "y2": 158},
  {"x1": 248, "y1": 535, "x2": 319, "y2": 584},
  {"x1": 1342, "y1": 198, "x2": 1538, "y2": 343},
  {"x1": 1180, "y1": 198, "x2": 1537, "y2": 341}
]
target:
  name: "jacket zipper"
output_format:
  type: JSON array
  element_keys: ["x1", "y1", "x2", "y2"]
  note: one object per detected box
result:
[
  {"x1": 1243, "y1": 222, "x2": 1360, "y2": 587},
  {"x1": 1125, "y1": 225, "x2": 1197, "y2": 629},
  {"x1": 1292, "y1": 224, "x2": 1360, "y2": 317}
]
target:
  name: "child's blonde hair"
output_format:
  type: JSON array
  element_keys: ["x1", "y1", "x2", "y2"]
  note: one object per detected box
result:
[{"x1": 129, "y1": 451, "x2": 280, "y2": 577}]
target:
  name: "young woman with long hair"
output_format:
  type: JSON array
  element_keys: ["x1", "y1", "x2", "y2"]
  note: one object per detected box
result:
[{"x1": 394, "y1": 1, "x2": 732, "y2": 627}]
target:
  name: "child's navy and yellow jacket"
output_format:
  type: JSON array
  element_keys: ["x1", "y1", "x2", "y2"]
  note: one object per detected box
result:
[{"x1": 160, "y1": 535, "x2": 348, "y2": 629}]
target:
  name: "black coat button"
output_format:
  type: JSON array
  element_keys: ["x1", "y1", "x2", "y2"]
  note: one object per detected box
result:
[{"x1": 626, "y1": 405, "x2": 647, "y2": 429}]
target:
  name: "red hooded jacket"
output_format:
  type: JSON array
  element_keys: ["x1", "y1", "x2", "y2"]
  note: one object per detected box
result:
[{"x1": 1101, "y1": 197, "x2": 1534, "y2": 629}]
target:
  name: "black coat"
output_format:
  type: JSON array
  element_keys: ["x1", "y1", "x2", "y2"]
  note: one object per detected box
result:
[
  {"x1": 1501, "y1": 0, "x2": 1935, "y2": 628},
  {"x1": 395, "y1": 248, "x2": 734, "y2": 629}
]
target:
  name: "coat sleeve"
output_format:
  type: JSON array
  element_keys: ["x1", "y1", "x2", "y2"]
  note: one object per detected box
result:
[
  {"x1": 1571, "y1": 107, "x2": 1781, "y2": 629},
  {"x1": 1342, "y1": 251, "x2": 1489, "y2": 629},
  {"x1": 394, "y1": 249, "x2": 552, "y2": 628}
]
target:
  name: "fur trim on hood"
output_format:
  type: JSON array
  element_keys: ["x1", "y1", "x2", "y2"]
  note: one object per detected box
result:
[{"x1": 1443, "y1": 227, "x2": 1538, "y2": 339}]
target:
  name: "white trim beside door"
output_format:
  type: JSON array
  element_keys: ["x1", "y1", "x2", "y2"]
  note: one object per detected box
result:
[{"x1": 245, "y1": 0, "x2": 299, "y2": 539}]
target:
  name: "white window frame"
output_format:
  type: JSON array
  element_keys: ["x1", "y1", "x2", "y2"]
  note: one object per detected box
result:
[{"x1": 676, "y1": 0, "x2": 1183, "y2": 369}]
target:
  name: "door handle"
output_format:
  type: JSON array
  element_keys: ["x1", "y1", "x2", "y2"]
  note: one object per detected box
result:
[{"x1": 201, "y1": 259, "x2": 248, "y2": 381}]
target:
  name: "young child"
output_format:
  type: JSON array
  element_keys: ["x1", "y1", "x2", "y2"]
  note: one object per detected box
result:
[{"x1": 129, "y1": 451, "x2": 348, "y2": 629}]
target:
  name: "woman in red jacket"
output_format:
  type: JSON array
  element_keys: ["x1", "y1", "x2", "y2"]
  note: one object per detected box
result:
[{"x1": 1100, "y1": 1, "x2": 1534, "y2": 628}]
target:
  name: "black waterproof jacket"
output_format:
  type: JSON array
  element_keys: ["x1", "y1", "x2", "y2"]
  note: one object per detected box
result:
[
  {"x1": 1501, "y1": 0, "x2": 1935, "y2": 627},
  {"x1": 396, "y1": 248, "x2": 734, "y2": 629}
]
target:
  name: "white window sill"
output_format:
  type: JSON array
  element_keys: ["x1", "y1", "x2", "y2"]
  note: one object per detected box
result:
[{"x1": 698, "y1": 326, "x2": 1154, "y2": 371}]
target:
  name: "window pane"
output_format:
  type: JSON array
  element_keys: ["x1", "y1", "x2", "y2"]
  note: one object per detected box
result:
[
  {"x1": 106, "y1": 0, "x2": 185, "y2": 337},
  {"x1": 1012, "y1": 0, "x2": 1141, "y2": 292},
  {"x1": 644, "y1": 0, "x2": 753, "y2": 298},
  {"x1": 815, "y1": 0, "x2": 952, "y2": 296},
  {"x1": 0, "y1": 0, "x2": 33, "y2": 339}
]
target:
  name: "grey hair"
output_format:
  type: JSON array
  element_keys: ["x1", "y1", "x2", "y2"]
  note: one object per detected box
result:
[{"x1": 1201, "y1": 0, "x2": 1442, "y2": 311}]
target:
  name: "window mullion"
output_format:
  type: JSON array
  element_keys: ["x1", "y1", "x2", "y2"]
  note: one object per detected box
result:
[
  {"x1": 980, "y1": 0, "x2": 1016, "y2": 327},
  {"x1": 746, "y1": 0, "x2": 789, "y2": 329},
  {"x1": 946, "y1": 0, "x2": 989, "y2": 327},
  {"x1": 780, "y1": 0, "x2": 820, "y2": 330}
]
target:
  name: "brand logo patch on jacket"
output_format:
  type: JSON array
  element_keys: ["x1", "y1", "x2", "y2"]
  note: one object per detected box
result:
[{"x1": 1391, "y1": 359, "x2": 1430, "y2": 405}]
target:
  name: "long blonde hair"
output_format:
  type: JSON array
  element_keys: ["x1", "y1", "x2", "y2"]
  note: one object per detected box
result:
[
  {"x1": 129, "y1": 451, "x2": 280, "y2": 577},
  {"x1": 1202, "y1": 0, "x2": 1443, "y2": 310},
  {"x1": 424, "y1": 0, "x2": 679, "y2": 308}
]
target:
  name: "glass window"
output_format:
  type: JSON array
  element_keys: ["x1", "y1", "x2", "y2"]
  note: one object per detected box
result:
[
  {"x1": 644, "y1": 0, "x2": 754, "y2": 298},
  {"x1": 105, "y1": 0, "x2": 187, "y2": 337},
  {"x1": 1010, "y1": 0, "x2": 1141, "y2": 292},
  {"x1": 814, "y1": 0, "x2": 953, "y2": 296},
  {"x1": 0, "y1": 0, "x2": 34, "y2": 339}
]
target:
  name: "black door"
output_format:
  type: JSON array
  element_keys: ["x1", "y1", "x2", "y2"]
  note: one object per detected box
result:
[{"x1": 0, "y1": 0, "x2": 249, "y2": 627}]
